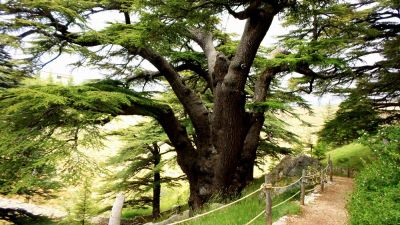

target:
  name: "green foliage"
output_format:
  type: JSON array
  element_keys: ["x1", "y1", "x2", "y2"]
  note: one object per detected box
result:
[
  {"x1": 256, "y1": 111, "x2": 300, "y2": 161},
  {"x1": 359, "y1": 126, "x2": 400, "y2": 164},
  {"x1": 60, "y1": 179, "x2": 97, "y2": 225},
  {"x1": 281, "y1": 0, "x2": 400, "y2": 119},
  {"x1": 349, "y1": 126, "x2": 400, "y2": 225},
  {"x1": 0, "y1": 80, "x2": 147, "y2": 196},
  {"x1": 254, "y1": 90, "x2": 312, "y2": 162},
  {"x1": 0, "y1": 44, "x2": 30, "y2": 88},
  {"x1": 0, "y1": 0, "x2": 222, "y2": 75},
  {"x1": 312, "y1": 141, "x2": 329, "y2": 160},
  {"x1": 318, "y1": 94, "x2": 380, "y2": 147},
  {"x1": 102, "y1": 119, "x2": 184, "y2": 211}
]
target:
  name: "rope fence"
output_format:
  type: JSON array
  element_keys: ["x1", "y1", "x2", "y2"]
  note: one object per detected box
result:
[
  {"x1": 169, "y1": 187, "x2": 263, "y2": 225},
  {"x1": 305, "y1": 185, "x2": 319, "y2": 193},
  {"x1": 272, "y1": 190, "x2": 301, "y2": 209},
  {"x1": 244, "y1": 210, "x2": 265, "y2": 225},
  {"x1": 271, "y1": 177, "x2": 302, "y2": 190},
  {"x1": 171, "y1": 156, "x2": 334, "y2": 225}
]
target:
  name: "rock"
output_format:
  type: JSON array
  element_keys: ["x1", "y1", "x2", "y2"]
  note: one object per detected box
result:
[
  {"x1": 267, "y1": 155, "x2": 320, "y2": 184},
  {"x1": 0, "y1": 197, "x2": 67, "y2": 219}
]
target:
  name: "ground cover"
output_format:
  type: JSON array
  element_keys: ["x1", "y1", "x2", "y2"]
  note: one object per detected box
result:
[{"x1": 323, "y1": 143, "x2": 372, "y2": 172}]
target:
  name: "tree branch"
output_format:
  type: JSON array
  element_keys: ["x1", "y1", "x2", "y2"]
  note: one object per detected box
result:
[
  {"x1": 119, "y1": 99, "x2": 197, "y2": 175},
  {"x1": 8, "y1": 4, "x2": 212, "y2": 152},
  {"x1": 225, "y1": 7, "x2": 275, "y2": 89},
  {"x1": 225, "y1": 0, "x2": 262, "y2": 20},
  {"x1": 187, "y1": 28, "x2": 219, "y2": 81},
  {"x1": 132, "y1": 47, "x2": 212, "y2": 151},
  {"x1": 295, "y1": 63, "x2": 337, "y2": 80},
  {"x1": 126, "y1": 61, "x2": 210, "y2": 88}
]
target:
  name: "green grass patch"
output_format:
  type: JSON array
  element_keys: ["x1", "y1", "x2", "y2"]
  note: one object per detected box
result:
[
  {"x1": 179, "y1": 178, "x2": 301, "y2": 225},
  {"x1": 121, "y1": 184, "x2": 190, "y2": 219},
  {"x1": 122, "y1": 207, "x2": 152, "y2": 218},
  {"x1": 323, "y1": 143, "x2": 373, "y2": 171},
  {"x1": 13, "y1": 218, "x2": 58, "y2": 225}
]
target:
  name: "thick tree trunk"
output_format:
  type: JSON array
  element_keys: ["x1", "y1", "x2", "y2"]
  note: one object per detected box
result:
[
  {"x1": 184, "y1": 144, "x2": 257, "y2": 212},
  {"x1": 179, "y1": 10, "x2": 279, "y2": 212},
  {"x1": 212, "y1": 9, "x2": 275, "y2": 193}
]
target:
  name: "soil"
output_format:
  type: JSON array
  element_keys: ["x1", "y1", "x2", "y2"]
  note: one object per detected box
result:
[{"x1": 275, "y1": 176, "x2": 354, "y2": 225}]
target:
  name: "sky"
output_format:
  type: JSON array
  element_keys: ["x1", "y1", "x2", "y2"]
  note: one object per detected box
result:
[{"x1": 38, "y1": 10, "x2": 343, "y2": 106}]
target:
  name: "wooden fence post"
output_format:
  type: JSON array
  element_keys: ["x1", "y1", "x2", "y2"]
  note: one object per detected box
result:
[
  {"x1": 264, "y1": 175, "x2": 272, "y2": 225},
  {"x1": 329, "y1": 156, "x2": 333, "y2": 182},
  {"x1": 108, "y1": 193, "x2": 125, "y2": 225},
  {"x1": 320, "y1": 169, "x2": 324, "y2": 192},
  {"x1": 347, "y1": 167, "x2": 351, "y2": 178},
  {"x1": 300, "y1": 169, "x2": 305, "y2": 205}
]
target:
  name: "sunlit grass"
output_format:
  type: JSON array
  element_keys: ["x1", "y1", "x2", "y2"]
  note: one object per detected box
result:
[
  {"x1": 324, "y1": 143, "x2": 373, "y2": 170},
  {"x1": 180, "y1": 178, "x2": 301, "y2": 225},
  {"x1": 120, "y1": 178, "x2": 302, "y2": 225},
  {"x1": 121, "y1": 183, "x2": 189, "y2": 219}
]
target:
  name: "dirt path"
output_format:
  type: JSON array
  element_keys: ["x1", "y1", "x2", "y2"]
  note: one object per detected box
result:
[{"x1": 276, "y1": 176, "x2": 354, "y2": 225}]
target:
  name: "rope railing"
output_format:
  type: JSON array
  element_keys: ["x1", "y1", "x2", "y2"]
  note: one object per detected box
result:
[
  {"x1": 169, "y1": 186, "x2": 263, "y2": 225},
  {"x1": 244, "y1": 210, "x2": 265, "y2": 225},
  {"x1": 170, "y1": 173, "x2": 307, "y2": 224},
  {"x1": 243, "y1": 189, "x2": 302, "y2": 225},
  {"x1": 244, "y1": 156, "x2": 334, "y2": 225},
  {"x1": 322, "y1": 163, "x2": 330, "y2": 172},
  {"x1": 305, "y1": 185, "x2": 319, "y2": 193},
  {"x1": 272, "y1": 190, "x2": 301, "y2": 209},
  {"x1": 271, "y1": 177, "x2": 302, "y2": 190},
  {"x1": 170, "y1": 156, "x2": 334, "y2": 225}
]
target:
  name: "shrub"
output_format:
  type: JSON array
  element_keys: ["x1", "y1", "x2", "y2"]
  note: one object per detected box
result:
[
  {"x1": 349, "y1": 126, "x2": 400, "y2": 225},
  {"x1": 313, "y1": 141, "x2": 329, "y2": 160}
]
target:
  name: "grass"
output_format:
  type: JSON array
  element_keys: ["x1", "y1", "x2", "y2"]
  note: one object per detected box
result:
[
  {"x1": 5, "y1": 218, "x2": 58, "y2": 225},
  {"x1": 122, "y1": 207, "x2": 152, "y2": 218},
  {"x1": 121, "y1": 183, "x2": 190, "y2": 219},
  {"x1": 178, "y1": 178, "x2": 301, "y2": 225},
  {"x1": 323, "y1": 143, "x2": 373, "y2": 171}
]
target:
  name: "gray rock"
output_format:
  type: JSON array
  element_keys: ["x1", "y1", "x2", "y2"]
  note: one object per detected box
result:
[
  {"x1": 267, "y1": 155, "x2": 320, "y2": 184},
  {"x1": 0, "y1": 197, "x2": 67, "y2": 219}
]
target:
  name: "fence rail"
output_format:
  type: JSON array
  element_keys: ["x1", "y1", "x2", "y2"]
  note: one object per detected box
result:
[
  {"x1": 170, "y1": 156, "x2": 334, "y2": 225},
  {"x1": 169, "y1": 186, "x2": 263, "y2": 225},
  {"x1": 245, "y1": 156, "x2": 333, "y2": 225}
]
